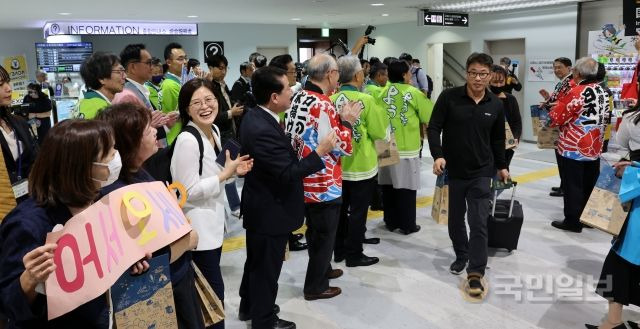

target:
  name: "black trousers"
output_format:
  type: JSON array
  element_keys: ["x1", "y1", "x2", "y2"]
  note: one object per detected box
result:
[
  {"x1": 304, "y1": 200, "x2": 341, "y2": 294},
  {"x1": 448, "y1": 177, "x2": 492, "y2": 276},
  {"x1": 239, "y1": 230, "x2": 288, "y2": 329},
  {"x1": 559, "y1": 156, "x2": 599, "y2": 228},
  {"x1": 192, "y1": 248, "x2": 224, "y2": 329},
  {"x1": 381, "y1": 185, "x2": 417, "y2": 231},
  {"x1": 555, "y1": 150, "x2": 564, "y2": 190},
  {"x1": 505, "y1": 149, "x2": 515, "y2": 171},
  {"x1": 335, "y1": 178, "x2": 375, "y2": 260},
  {"x1": 173, "y1": 265, "x2": 205, "y2": 329}
]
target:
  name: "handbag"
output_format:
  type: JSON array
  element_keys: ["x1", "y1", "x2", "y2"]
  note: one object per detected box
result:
[{"x1": 192, "y1": 262, "x2": 225, "y2": 326}]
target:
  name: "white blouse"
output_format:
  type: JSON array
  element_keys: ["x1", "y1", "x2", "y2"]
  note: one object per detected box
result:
[{"x1": 170, "y1": 121, "x2": 228, "y2": 250}]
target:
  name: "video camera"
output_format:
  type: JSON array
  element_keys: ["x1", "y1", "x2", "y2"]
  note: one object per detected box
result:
[{"x1": 365, "y1": 25, "x2": 376, "y2": 45}]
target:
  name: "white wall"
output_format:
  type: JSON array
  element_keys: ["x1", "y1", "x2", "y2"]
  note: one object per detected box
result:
[
  {"x1": 195, "y1": 23, "x2": 297, "y2": 84},
  {"x1": 0, "y1": 29, "x2": 46, "y2": 81},
  {"x1": 578, "y1": 0, "x2": 623, "y2": 57},
  {"x1": 348, "y1": 4, "x2": 578, "y2": 142}
]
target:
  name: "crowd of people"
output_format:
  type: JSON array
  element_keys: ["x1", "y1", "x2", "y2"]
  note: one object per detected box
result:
[{"x1": 0, "y1": 35, "x2": 636, "y2": 329}]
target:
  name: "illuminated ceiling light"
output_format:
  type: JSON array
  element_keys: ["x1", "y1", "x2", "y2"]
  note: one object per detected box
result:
[
  {"x1": 431, "y1": 0, "x2": 579, "y2": 12},
  {"x1": 58, "y1": 12, "x2": 72, "y2": 15},
  {"x1": 382, "y1": 13, "x2": 390, "y2": 16},
  {"x1": 371, "y1": 3, "x2": 385, "y2": 6},
  {"x1": 187, "y1": 15, "x2": 198, "y2": 18},
  {"x1": 291, "y1": 18, "x2": 302, "y2": 21}
]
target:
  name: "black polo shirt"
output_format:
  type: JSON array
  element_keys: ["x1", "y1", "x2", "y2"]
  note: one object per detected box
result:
[{"x1": 427, "y1": 85, "x2": 506, "y2": 179}]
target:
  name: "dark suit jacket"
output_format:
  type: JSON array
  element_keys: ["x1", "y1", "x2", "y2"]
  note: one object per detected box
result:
[
  {"x1": 230, "y1": 77, "x2": 251, "y2": 106},
  {"x1": 212, "y1": 80, "x2": 235, "y2": 142},
  {"x1": 239, "y1": 106, "x2": 324, "y2": 235}
]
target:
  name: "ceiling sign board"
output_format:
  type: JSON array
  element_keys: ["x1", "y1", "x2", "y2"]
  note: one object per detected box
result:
[
  {"x1": 623, "y1": 0, "x2": 640, "y2": 36},
  {"x1": 44, "y1": 22, "x2": 198, "y2": 38},
  {"x1": 422, "y1": 10, "x2": 469, "y2": 27}
]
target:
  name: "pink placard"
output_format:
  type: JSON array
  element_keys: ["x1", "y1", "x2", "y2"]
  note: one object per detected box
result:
[{"x1": 45, "y1": 181, "x2": 191, "y2": 320}]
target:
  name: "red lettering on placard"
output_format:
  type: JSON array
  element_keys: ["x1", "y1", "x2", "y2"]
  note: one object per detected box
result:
[
  {"x1": 54, "y1": 234, "x2": 84, "y2": 293},
  {"x1": 82, "y1": 223, "x2": 103, "y2": 278}
]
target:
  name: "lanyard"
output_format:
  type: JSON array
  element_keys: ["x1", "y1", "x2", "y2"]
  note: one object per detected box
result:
[{"x1": 15, "y1": 130, "x2": 22, "y2": 181}]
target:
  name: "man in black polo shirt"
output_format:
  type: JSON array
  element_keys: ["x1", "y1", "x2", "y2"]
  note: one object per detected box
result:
[{"x1": 427, "y1": 52, "x2": 509, "y2": 298}]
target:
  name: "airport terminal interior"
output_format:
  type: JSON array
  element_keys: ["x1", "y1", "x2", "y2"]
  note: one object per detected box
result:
[{"x1": 0, "y1": 0, "x2": 639, "y2": 329}]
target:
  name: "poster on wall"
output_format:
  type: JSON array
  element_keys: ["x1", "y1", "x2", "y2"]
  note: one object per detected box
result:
[
  {"x1": 2, "y1": 54, "x2": 29, "y2": 91},
  {"x1": 588, "y1": 26, "x2": 638, "y2": 56},
  {"x1": 527, "y1": 59, "x2": 555, "y2": 82},
  {"x1": 203, "y1": 42, "x2": 224, "y2": 62}
]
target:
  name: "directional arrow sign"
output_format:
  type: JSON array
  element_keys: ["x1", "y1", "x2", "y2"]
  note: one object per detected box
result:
[{"x1": 422, "y1": 10, "x2": 469, "y2": 27}]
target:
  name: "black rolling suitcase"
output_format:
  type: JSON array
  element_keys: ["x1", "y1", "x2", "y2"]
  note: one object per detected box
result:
[{"x1": 488, "y1": 181, "x2": 523, "y2": 252}]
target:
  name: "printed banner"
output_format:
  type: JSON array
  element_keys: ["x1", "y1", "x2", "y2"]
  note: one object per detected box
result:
[
  {"x1": 44, "y1": 22, "x2": 198, "y2": 37},
  {"x1": 2, "y1": 54, "x2": 29, "y2": 91},
  {"x1": 45, "y1": 181, "x2": 191, "y2": 320},
  {"x1": 527, "y1": 59, "x2": 555, "y2": 82},
  {"x1": 588, "y1": 27, "x2": 638, "y2": 56}
]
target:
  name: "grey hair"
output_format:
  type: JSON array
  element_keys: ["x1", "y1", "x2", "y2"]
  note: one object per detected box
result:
[
  {"x1": 307, "y1": 54, "x2": 337, "y2": 81},
  {"x1": 337, "y1": 56, "x2": 362, "y2": 84},
  {"x1": 573, "y1": 57, "x2": 598, "y2": 80}
]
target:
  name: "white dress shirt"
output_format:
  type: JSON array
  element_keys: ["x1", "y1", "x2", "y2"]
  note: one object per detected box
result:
[
  {"x1": 259, "y1": 105, "x2": 280, "y2": 123},
  {"x1": 170, "y1": 121, "x2": 227, "y2": 250}
]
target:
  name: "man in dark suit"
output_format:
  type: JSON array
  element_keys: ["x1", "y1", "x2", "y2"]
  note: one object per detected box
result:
[
  {"x1": 231, "y1": 61, "x2": 254, "y2": 105},
  {"x1": 238, "y1": 66, "x2": 338, "y2": 329}
]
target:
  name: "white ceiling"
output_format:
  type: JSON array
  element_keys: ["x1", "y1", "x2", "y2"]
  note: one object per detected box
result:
[{"x1": 1, "y1": 0, "x2": 590, "y2": 30}]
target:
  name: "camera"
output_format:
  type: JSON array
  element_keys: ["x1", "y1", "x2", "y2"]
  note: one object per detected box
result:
[{"x1": 365, "y1": 25, "x2": 376, "y2": 45}]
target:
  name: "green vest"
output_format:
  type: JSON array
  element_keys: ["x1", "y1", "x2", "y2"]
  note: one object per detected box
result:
[
  {"x1": 160, "y1": 73, "x2": 182, "y2": 145},
  {"x1": 77, "y1": 90, "x2": 110, "y2": 119},
  {"x1": 330, "y1": 85, "x2": 389, "y2": 181},
  {"x1": 145, "y1": 82, "x2": 162, "y2": 111},
  {"x1": 376, "y1": 83, "x2": 433, "y2": 158}
]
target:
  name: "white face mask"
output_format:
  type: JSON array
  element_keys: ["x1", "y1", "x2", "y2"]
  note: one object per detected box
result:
[{"x1": 92, "y1": 151, "x2": 122, "y2": 187}]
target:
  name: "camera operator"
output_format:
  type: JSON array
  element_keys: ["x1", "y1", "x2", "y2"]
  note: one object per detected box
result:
[
  {"x1": 22, "y1": 83, "x2": 52, "y2": 144},
  {"x1": 500, "y1": 57, "x2": 522, "y2": 94}
]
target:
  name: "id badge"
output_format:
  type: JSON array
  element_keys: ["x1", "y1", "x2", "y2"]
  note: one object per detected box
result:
[{"x1": 12, "y1": 179, "x2": 28, "y2": 199}]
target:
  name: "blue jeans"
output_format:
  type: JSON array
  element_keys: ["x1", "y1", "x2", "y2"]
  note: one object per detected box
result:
[{"x1": 225, "y1": 181, "x2": 240, "y2": 211}]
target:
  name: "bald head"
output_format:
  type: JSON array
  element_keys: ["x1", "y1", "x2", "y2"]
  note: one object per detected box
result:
[{"x1": 307, "y1": 54, "x2": 337, "y2": 81}]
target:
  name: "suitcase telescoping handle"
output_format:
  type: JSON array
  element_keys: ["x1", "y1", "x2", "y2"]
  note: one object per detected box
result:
[{"x1": 492, "y1": 181, "x2": 518, "y2": 218}]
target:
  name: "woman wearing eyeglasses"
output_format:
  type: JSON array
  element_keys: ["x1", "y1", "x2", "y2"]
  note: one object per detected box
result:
[{"x1": 171, "y1": 78, "x2": 253, "y2": 329}]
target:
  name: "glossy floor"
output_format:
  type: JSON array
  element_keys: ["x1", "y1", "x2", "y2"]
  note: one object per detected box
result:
[{"x1": 219, "y1": 142, "x2": 640, "y2": 329}]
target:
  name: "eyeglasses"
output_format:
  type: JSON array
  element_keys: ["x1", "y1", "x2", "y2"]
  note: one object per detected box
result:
[
  {"x1": 467, "y1": 71, "x2": 490, "y2": 79},
  {"x1": 112, "y1": 68, "x2": 126, "y2": 76},
  {"x1": 189, "y1": 96, "x2": 217, "y2": 109}
]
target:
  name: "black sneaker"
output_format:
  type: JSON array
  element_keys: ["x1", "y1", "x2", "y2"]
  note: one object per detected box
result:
[
  {"x1": 449, "y1": 259, "x2": 468, "y2": 275},
  {"x1": 468, "y1": 275, "x2": 485, "y2": 297}
]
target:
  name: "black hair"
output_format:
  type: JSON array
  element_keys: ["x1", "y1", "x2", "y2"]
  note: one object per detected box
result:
[
  {"x1": 369, "y1": 57, "x2": 381, "y2": 66},
  {"x1": 412, "y1": 59, "x2": 420, "y2": 64},
  {"x1": 253, "y1": 55, "x2": 267, "y2": 68},
  {"x1": 554, "y1": 57, "x2": 572, "y2": 67},
  {"x1": 80, "y1": 52, "x2": 120, "y2": 90},
  {"x1": 0, "y1": 65, "x2": 10, "y2": 84},
  {"x1": 399, "y1": 53, "x2": 413, "y2": 62},
  {"x1": 27, "y1": 82, "x2": 47, "y2": 99},
  {"x1": 388, "y1": 60, "x2": 409, "y2": 83},
  {"x1": 251, "y1": 66, "x2": 287, "y2": 105},
  {"x1": 205, "y1": 54, "x2": 228, "y2": 69},
  {"x1": 187, "y1": 58, "x2": 200, "y2": 73},
  {"x1": 164, "y1": 42, "x2": 183, "y2": 61},
  {"x1": 596, "y1": 62, "x2": 606, "y2": 82},
  {"x1": 383, "y1": 57, "x2": 397, "y2": 67},
  {"x1": 369, "y1": 62, "x2": 387, "y2": 80},
  {"x1": 177, "y1": 78, "x2": 217, "y2": 127},
  {"x1": 151, "y1": 57, "x2": 162, "y2": 66},
  {"x1": 491, "y1": 64, "x2": 508, "y2": 78},
  {"x1": 269, "y1": 54, "x2": 293, "y2": 71},
  {"x1": 120, "y1": 43, "x2": 145, "y2": 70},
  {"x1": 360, "y1": 59, "x2": 369, "y2": 66},
  {"x1": 239, "y1": 61, "x2": 252, "y2": 74},
  {"x1": 466, "y1": 52, "x2": 493, "y2": 70}
]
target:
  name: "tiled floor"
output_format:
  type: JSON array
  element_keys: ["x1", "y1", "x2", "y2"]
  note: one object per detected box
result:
[{"x1": 218, "y1": 142, "x2": 640, "y2": 329}]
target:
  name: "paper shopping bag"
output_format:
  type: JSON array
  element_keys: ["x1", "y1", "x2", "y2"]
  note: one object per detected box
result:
[
  {"x1": 431, "y1": 172, "x2": 449, "y2": 225},
  {"x1": 375, "y1": 133, "x2": 400, "y2": 167},
  {"x1": 505, "y1": 122, "x2": 517, "y2": 150},
  {"x1": 580, "y1": 159, "x2": 629, "y2": 236},
  {"x1": 193, "y1": 262, "x2": 225, "y2": 326},
  {"x1": 112, "y1": 254, "x2": 178, "y2": 329}
]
